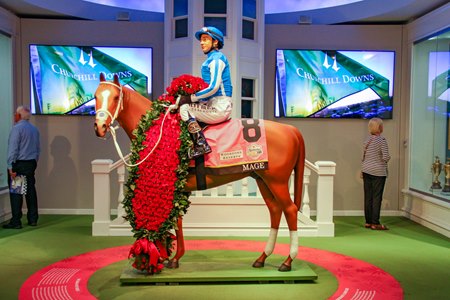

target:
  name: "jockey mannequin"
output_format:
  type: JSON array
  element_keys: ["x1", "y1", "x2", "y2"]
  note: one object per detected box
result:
[{"x1": 179, "y1": 26, "x2": 233, "y2": 159}]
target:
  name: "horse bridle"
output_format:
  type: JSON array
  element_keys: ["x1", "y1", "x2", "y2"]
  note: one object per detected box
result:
[
  {"x1": 95, "y1": 80, "x2": 180, "y2": 167},
  {"x1": 95, "y1": 81, "x2": 124, "y2": 130}
]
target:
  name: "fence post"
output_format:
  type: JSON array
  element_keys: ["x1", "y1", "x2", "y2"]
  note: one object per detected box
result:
[
  {"x1": 316, "y1": 161, "x2": 336, "y2": 236},
  {"x1": 116, "y1": 164, "x2": 126, "y2": 221},
  {"x1": 302, "y1": 167, "x2": 311, "y2": 217},
  {"x1": 92, "y1": 159, "x2": 113, "y2": 236}
]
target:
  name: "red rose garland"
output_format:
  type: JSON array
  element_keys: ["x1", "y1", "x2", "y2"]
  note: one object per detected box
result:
[
  {"x1": 132, "y1": 114, "x2": 180, "y2": 230},
  {"x1": 124, "y1": 74, "x2": 208, "y2": 274}
]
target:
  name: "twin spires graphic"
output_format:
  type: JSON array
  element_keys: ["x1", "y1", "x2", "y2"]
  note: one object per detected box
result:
[
  {"x1": 322, "y1": 52, "x2": 340, "y2": 72},
  {"x1": 78, "y1": 50, "x2": 97, "y2": 68}
]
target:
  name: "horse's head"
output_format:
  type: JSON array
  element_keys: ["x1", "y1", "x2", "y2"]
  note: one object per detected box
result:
[{"x1": 94, "y1": 73, "x2": 123, "y2": 138}]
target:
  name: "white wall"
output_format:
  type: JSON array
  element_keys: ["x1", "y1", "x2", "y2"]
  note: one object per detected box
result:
[
  {"x1": 7, "y1": 19, "x2": 404, "y2": 215},
  {"x1": 12, "y1": 19, "x2": 164, "y2": 212},
  {"x1": 1, "y1": 5, "x2": 447, "y2": 229},
  {"x1": 264, "y1": 24, "x2": 404, "y2": 213}
]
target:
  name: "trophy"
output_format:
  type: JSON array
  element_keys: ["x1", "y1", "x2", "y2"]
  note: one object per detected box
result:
[
  {"x1": 442, "y1": 159, "x2": 450, "y2": 193},
  {"x1": 431, "y1": 156, "x2": 442, "y2": 189}
]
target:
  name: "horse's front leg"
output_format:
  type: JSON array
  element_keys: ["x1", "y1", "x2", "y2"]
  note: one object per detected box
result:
[{"x1": 167, "y1": 217, "x2": 185, "y2": 268}]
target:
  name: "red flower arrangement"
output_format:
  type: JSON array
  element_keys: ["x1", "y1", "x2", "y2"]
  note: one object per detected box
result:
[{"x1": 124, "y1": 74, "x2": 208, "y2": 274}]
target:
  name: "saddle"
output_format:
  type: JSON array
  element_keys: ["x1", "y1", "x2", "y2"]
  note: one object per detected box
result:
[{"x1": 189, "y1": 119, "x2": 269, "y2": 190}]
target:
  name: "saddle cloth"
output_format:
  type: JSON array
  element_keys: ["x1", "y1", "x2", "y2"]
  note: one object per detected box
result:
[{"x1": 190, "y1": 119, "x2": 268, "y2": 175}]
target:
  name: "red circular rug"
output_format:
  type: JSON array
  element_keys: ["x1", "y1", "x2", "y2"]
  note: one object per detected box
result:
[{"x1": 19, "y1": 240, "x2": 402, "y2": 300}]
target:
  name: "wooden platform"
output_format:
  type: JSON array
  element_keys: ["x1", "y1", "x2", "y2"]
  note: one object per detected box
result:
[{"x1": 120, "y1": 250, "x2": 318, "y2": 284}]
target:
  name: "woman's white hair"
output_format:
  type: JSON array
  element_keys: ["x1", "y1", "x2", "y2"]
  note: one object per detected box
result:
[{"x1": 368, "y1": 117, "x2": 383, "y2": 134}]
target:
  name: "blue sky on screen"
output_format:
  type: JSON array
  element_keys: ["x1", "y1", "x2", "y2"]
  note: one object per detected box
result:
[{"x1": 94, "y1": 47, "x2": 152, "y2": 93}]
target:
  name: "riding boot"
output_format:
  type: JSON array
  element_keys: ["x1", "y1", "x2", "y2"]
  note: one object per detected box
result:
[{"x1": 187, "y1": 117, "x2": 211, "y2": 159}]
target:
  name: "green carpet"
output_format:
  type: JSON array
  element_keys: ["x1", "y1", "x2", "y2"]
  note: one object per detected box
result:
[{"x1": 0, "y1": 215, "x2": 449, "y2": 299}]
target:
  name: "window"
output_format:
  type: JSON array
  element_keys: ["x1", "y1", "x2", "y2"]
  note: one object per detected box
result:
[
  {"x1": 241, "y1": 78, "x2": 255, "y2": 118},
  {"x1": 204, "y1": 0, "x2": 227, "y2": 36},
  {"x1": 174, "y1": 0, "x2": 188, "y2": 38},
  {"x1": 175, "y1": 18, "x2": 188, "y2": 38},
  {"x1": 174, "y1": 0, "x2": 188, "y2": 17},
  {"x1": 204, "y1": 0, "x2": 226, "y2": 14},
  {"x1": 242, "y1": 0, "x2": 256, "y2": 40},
  {"x1": 409, "y1": 28, "x2": 450, "y2": 201}
]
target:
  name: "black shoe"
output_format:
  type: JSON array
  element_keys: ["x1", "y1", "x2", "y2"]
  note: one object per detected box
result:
[
  {"x1": 3, "y1": 223, "x2": 22, "y2": 229},
  {"x1": 28, "y1": 222, "x2": 37, "y2": 226},
  {"x1": 202, "y1": 143, "x2": 212, "y2": 154}
]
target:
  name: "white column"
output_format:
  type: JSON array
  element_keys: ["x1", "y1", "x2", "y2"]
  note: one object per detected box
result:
[
  {"x1": 91, "y1": 159, "x2": 113, "y2": 236},
  {"x1": 116, "y1": 164, "x2": 126, "y2": 221},
  {"x1": 316, "y1": 161, "x2": 336, "y2": 236}
]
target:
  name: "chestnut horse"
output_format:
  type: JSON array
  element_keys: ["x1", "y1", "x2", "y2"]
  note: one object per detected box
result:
[{"x1": 94, "y1": 74, "x2": 306, "y2": 272}]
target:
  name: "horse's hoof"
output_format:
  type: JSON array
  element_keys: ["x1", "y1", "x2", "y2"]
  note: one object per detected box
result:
[
  {"x1": 278, "y1": 263, "x2": 291, "y2": 272},
  {"x1": 252, "y1": 261, "x2": 265, "y2": 268},
  {"x1": 166, "y1": 259, "x2": 179, "y2": 269}
]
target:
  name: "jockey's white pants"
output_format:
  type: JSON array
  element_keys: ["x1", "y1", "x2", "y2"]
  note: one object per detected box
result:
[{"x1": 180, "y1": 96, "x2": 232, "y2": 124}]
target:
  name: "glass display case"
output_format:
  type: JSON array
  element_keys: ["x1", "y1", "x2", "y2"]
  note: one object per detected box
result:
[{"x1": 410, "y1": 28, "x2": 450, "y2": 201}]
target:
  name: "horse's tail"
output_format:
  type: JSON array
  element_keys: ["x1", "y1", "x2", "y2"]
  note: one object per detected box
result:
[{"x1": 293, "y1": 128, "x2": 305, "y2": 210}]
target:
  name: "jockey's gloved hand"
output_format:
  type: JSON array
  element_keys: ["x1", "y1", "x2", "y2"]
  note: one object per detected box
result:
[{"x1": 179, "y1": 95, "x2": 193, "y2": 106}]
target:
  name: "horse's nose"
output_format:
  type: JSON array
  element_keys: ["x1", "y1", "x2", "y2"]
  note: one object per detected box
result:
[{"x1": 94, "y1": 121, "x2": 107, "y2": 137}]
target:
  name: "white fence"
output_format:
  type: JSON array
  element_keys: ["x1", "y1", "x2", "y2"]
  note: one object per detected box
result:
[{"x1": 91, "y1": 158, "x2": 336, "y2": 237}]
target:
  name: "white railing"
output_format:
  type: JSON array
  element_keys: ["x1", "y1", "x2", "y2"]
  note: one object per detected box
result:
[{"x1": 91, "y1": 158, "x2": 336, "y2": 237}]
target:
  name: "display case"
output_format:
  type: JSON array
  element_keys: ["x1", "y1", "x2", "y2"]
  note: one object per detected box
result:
[{"x1": 410, "y1": 28, "x2": 450, "y2": 201}]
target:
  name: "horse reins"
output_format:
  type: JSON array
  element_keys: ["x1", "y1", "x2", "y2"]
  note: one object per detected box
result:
[{"x1": 95, "y1": 81, "x2": 179, "y2": 167}]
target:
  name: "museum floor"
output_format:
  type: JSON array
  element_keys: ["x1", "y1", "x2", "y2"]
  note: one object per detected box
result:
[{"x1": 0, "y1": 215, "x2": 449, "y2": 299}]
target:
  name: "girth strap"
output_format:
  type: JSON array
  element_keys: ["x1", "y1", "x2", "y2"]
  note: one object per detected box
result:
[{"x1": 195, "y1": 156, "x2": 207, "y2": 190}]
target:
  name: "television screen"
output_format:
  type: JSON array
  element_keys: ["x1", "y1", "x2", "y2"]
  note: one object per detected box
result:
[
  {"x1": 275, "y1": 49, "x2": 395, "y2": 118},
  {"x1": 29, "y1": 45, "x2": 153, "y2": 115}
]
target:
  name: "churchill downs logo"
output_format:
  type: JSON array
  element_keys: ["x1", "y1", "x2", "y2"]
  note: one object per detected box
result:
[
  {"x1": 50, "y1": 48, "x2": 133, "y2": 82},
  {"x1": 296, "y1": 67, "x2": 375, "y2": 85}
]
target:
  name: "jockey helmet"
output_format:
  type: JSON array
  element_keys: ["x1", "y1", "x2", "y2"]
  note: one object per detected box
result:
[{"x1": 195, "y1": 26, "x2": 224, "y2": 49}]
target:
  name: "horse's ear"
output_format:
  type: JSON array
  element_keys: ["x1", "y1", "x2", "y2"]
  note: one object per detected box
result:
[
  {"x1": 99, "y1": 73, "x2": 106, "y2": 82},
  {"x1": 113, "y1": 74, "x2": 120, "y2": 86}
]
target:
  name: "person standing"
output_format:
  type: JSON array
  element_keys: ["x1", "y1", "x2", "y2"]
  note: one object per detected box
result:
[
  {"x1": 361, "y1": 117, "x2": 390, "y2": 230},
  {"x1": 3, "y1": 106, "x2": 40, "y2": 229},
  {"x1": 178, "y1": 26, "x2": 233, "y2": 158}
]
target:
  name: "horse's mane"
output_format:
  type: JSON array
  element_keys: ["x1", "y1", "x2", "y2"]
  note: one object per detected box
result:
[{"x1": 121, "y1": 86, "x2": 153, "y2": 106}]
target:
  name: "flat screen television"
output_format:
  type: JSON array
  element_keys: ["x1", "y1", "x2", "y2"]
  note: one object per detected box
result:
[
  {"x1": 29, "y1": 45, "x2": 153, "y2": 115},
  {"x1": 275, "y1": 49, "x2": 395, "y2": 118}
]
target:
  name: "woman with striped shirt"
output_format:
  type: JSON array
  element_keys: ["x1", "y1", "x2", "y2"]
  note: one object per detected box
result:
[{"x1": 361, "y1": 118, "x2": 390, "y2": 230}]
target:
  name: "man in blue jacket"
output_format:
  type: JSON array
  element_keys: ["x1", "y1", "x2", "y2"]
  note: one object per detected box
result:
[{"x1": 3, "y1": 106, "x2": 40, "y2": 229}]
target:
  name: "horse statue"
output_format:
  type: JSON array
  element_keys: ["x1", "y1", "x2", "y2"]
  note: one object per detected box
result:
[{"x1": 94, "y1": 74, "x2": 306, "y2": 272}]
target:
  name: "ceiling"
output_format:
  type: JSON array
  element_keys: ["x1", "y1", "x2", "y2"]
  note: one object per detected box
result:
[{"x1": 0, "y1": 0, "x2": 448, "y2": 24}]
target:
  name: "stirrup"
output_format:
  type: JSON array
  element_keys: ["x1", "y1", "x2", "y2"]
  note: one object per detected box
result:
[
  {"x1": 188, "y1": 141, "x2": 212, "y2": 159},
  {"x1": 202, "y1": 143, "x2": 212, "y2": 154},
  {"x1": 188, "y1": 147, "x2": 206, "y2": 159}
]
